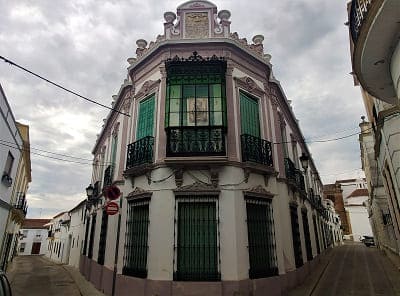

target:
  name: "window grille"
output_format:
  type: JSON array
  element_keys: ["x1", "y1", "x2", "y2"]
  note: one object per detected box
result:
[
  {"x1": 97, "y1": 210, "x2": 108, "y2": 265},
  {"x1": 123, "y1": 198, "x2": 150, "y2": 278},
  {"x1": 290, "y1": 205, "x2": 303, "y2": 268},
  {"x1": 312, "y1": 216, "x2": 320, "y2": 254},
  {"x1": 301, "y1": 210, "x2": 313, "y2": 261},
  {"x1": 88, "y1": 214, "x2": 97, "y2": 259},
  {"x1": 83, "y1": 217, "x2": 90, "y2": 255},
  {"x1": 245, "y1": 197, "x2": 278, "y2": 279},
  {"x1": 174, "y1": 196, "x2": 220, "y2": 281}
]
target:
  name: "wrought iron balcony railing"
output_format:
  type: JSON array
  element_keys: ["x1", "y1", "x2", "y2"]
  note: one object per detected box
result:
[
  {"x1": 103, "y1": 165, "x2": 113, "y2": 188},
  {"x1": 14, "y1": 192, "x2": 27, "y2": 215},
  {"x1": 349, "y1": 0, "x2": 372, "y2": 42},
  {"x1": 126, "y1": 136, "x2": 154, "y2": 169},
  {"x1": 241, "y1": 134, "x2": 273, "y2": 167},
  {"x1": 284, "y1": 158, "x2": 305, "y2": 191},
  {"x1": 166, "y1": 127, "x2": 225, "y2": 157}
]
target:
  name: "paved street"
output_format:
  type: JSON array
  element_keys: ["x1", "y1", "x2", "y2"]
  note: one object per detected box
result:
[
  {"x1": 291, "y1": 242, "x2": 400, "y2": 296},
  {"x1": 7, "y1": 255, "x2": 81, "y2": 296}
]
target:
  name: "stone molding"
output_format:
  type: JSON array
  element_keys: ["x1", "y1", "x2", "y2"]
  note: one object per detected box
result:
[
  {"x1": 126, "y1": 187, "x2": 152, "y2": 200},
  {"x1": 173, "y1": 181, "x2": 220, "y2": 196},
  {"x1": 243, "y1": 185, "x2": 274, "y2": 199},
  {"x1": 234, "y1": 76, "x2": 265, "y2": 98},
  {"x1": 134, "y1": 79, "x2": 161, "y2": 100}
]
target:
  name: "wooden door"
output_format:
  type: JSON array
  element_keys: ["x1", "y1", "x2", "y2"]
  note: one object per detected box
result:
[{"x1": 31, "y1": 242, "x2": 41, "y2": 254}]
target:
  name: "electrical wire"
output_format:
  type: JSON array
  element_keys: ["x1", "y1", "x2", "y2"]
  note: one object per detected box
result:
[{"x1": 0, "y1": 55, "x2": 130, "y2": 117}]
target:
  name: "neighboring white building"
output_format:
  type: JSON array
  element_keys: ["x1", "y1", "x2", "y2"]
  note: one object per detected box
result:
[
  {"x1": 344, "y1": 188, "x2": 373, "y2": 241},
  {"x1": 0, "y1": 83, "x2": 27, "y2": 271},
  {"x1": 45, "y1": 212, "x2": 71, "y2": 264},
  {"x1": 18, "y1": 219, "x2": 50, "y2": 255},
  {"x1": 68, "y1": 200, "x2": 86, "y2": 268},
  {"x1": 323, "y1": 199, "x2": 343, "y2": 246}
]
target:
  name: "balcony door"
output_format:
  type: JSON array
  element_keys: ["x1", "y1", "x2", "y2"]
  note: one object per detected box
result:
[
  {"x1": 240, "y1": 92, "x2": 260, "y2": 137},
  {"x1": 136, "y1": 95, "x2": 155, "y2": 140}
]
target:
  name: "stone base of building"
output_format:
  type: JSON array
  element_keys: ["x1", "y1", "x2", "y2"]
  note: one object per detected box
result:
[{"x1": 79, "y1": 254, "x2": 325, "y2": 296}]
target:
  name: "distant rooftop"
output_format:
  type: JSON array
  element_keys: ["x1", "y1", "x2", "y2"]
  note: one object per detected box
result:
[
  {"x1": 347, "y1": 188, "x2": 369, "y2": 199},
  {"x1": 22, "y1": 219, "x2": 51, "y2": 229}
]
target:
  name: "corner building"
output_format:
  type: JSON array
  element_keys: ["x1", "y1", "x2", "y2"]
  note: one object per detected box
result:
[{"x1": 81, "y1": 1, "x2": 335, "y2": 295}]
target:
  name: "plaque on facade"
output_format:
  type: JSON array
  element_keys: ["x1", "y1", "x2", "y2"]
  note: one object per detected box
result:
[{"x1": 185, "y1": 12, "x2": 209, "y2": 39}]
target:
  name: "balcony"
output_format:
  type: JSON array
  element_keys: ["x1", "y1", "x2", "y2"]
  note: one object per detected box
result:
[
  {"x1": 126, "y1": 136, "x2": 154, "y2": 169},
  {"x1": 103, "y1": 165, "x2": 113, "y2": 188},
  {"x1": 241, "y1": 134, "x2": 273, "y2": 167},
  {"x1": 349, "y1": 0, "x2": 399, "y2": 104},
  {"x1": 14, "y1": 193, "x2": 27, "y2": 216},
  {"x1": 166, "y1": 127, "x2": 225, "y2": 157},
  {"x1": 284, "y1": 158, "x2": 305, "y2": 192}
]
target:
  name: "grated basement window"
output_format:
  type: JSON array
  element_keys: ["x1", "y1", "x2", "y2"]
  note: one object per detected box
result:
[
  {"x1": 174, "y1": 196, "x2": 220, "y2": 281},
  {"x1": 312, "y1": 216, "x2": 320, "y2": 255},
  {"x1": 301, "y1": 210, "x2": 313, "y2": 261},
  {"x1": 97, "y1": 209, "x2": 109, "y2": 265},
  {"x1": 245, "y1": 197, "x2": 278, "y2": 279},
  {"x1": 123, "y1": 197, "x2": 150, "y2": 278},
  {"x1": 83, "y1": 217, "x2": 90, "y2": 255},
  {"x1": 290, "y1": 205, "x2": 303, "y2": 268},
  {"x1": 88, "y1": 214, "x2": 97, "y2": 259}
]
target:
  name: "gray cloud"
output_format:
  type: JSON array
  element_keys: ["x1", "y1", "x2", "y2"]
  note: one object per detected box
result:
[{"x1": 0, "y1": 0, "x2": 365, "y2": 217}]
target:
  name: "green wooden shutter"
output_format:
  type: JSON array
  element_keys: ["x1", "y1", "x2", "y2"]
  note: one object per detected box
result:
[
  {"x1": 137, "y1": 95, "x2": 155, "y2": 139},
  {"x1": 240, "y1": 92, "x2": 260, "y2": 137},
  {"x1": 110, "y1": 135, "x2": 118, "y2": 166}
]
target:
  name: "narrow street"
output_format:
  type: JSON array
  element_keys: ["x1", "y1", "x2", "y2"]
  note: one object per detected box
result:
[
  {"x1": 7, "y1": 255, "x2": 81, "y2": 296},
  {"x1": 292, "y1": 242, "x2": 400, "y2": 296}
]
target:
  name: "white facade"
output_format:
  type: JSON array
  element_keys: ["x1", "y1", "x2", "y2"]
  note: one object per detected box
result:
[
  {"x1": 0, "y1": 84, "x2": 23, "y2": 270},
  {"x1": 68, "y1": 200, "x2": 86, "y2": 268},
  {"x1": 45, "y1": 212, "x2": 71, "y2": 264},
  {"x1": 18, "y1": 228, "x2": 48, "y2": 255}
]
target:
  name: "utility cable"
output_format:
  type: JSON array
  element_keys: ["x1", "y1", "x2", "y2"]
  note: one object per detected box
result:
[{"x1": 0, "y1": 55, "x2": 130, "y2": 117}]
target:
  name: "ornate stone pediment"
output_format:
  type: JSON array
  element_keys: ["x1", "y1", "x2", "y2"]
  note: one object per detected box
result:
[
  {"x1": 126, "y1": 187, "x2": 152, "y2": 200},
  {"x1": 135, "y1": 79, "x2": 161, "y2": 99},
  {"x1": 174, "y1": 181, "x2": 220, "y2": 196},
  {"x1": 243, "y1": 185, "x2": 274, "y2": 199},
  {"x1": 234, "y1": 76, "x2": 265, "y2": 97}
]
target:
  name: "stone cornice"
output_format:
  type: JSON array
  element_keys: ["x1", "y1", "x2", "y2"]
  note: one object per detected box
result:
[
  {"x1": 126, "y1": 187, "x2": 152, "y2": 200},
  {"x1": 134, "y1": 79, "x2": 161, "y2": 100},
  {"x1": 243, "y1": 185, "x2": 274, "y2": 199}
]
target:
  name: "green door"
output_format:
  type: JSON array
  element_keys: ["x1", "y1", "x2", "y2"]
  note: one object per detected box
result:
[
  {"x1": 240, "y1": 92, "x2": 260, "y2": 137},
  {"x1": 136, "y1": 95, "x2": 155, "y2": 139}
]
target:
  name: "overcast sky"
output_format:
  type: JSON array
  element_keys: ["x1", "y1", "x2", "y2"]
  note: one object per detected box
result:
[{"x1": 0, "y1": 0, "x2": 365, "y2": 219}]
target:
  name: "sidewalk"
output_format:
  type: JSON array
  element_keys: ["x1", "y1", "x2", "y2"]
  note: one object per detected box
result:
[{"x1": 62, "y1": 264, "x2": 105, "y2": 296}]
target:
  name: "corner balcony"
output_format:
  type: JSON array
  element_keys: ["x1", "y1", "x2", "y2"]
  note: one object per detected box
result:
[
  {"x1": 349, "y1": 0, "x2": 400, "y2": 104},
  {"x1": 284, "y1": 158, "x2": 305, "y2": 192},
  {"x1": 14, "y1": 193, "x2": 27, "y2": 216}
]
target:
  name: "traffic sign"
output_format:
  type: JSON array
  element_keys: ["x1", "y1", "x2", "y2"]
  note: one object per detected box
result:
[
  {"x1": 105, "y1": 201, "x2": 119, "y2": 215},
  {"x1": 105, "y1": 185, "x2": 121, "y2": 200}
]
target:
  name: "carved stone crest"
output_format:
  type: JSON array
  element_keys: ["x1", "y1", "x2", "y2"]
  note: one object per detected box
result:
[
  {"x1": 185, "y1": 12, "x2": 209, "y2": 39},
  {"x1": 126, "y1": 187, "x2": 152, "y2": 200},
  {"x1": 234, "y1": 76, "x2": 265, "y2": 97},
  {"x1": 174, "y1": 181, "x2": 220, "y2": 196},
  {"x1": 243, "y1": 185, "x2": 274, "y2": 199},
  {"x1": 135, "y1": 79, "x2": 161, "y2": 99}
]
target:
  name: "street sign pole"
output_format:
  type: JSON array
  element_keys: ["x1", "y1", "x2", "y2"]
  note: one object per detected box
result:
[{"x1": 111, "y1": 195, "x2": 123, "y2": 296}]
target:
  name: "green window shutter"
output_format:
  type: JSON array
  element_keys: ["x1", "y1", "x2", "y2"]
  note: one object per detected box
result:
[
  {"x1": 110, "y1": 135, "x2": 118, "y2": 166},
  {"x1": 240, "y1": 92, "x2": 260, "y2": 137},
  {"x1": 137, "y1": 95, "x2": 155, "y2": 139}
]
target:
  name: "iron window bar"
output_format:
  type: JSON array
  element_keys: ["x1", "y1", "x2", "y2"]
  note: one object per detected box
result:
[
  {"x1": 349, "y1": 0, "x2": 372, "y2": 42},
  {"x1": 284, "y1": 158, "x2": 305, "y2": 191},
  {"x1": 290, "y1": 205, "x2": 303, "y2": 268},
  {"x1": 301, "y1": 210, "x2": 313, "y2": 261},
  {"x1": 97, "y1": 209, "x2": 108, "y2": 265},
  {"x1": 87, "y1": 214, "x2": 97, "y2": 259},
  {"x1": 103, "y1": 165, "x2": 113, "y2": 188},
  {"x1": 173, "y1": 195, "x2": 221, "y2": 281},
  {"x1": 122, "y1": 197, "x2": 150, "y2": 278},
  {"x1": 241, "y1": 134, "x2": 273, "y2": 167},
  {"x1": 245, "y1": 197, "x2": 278, "y2": 279},
  {"x1": 312, "y1": 216, "x2": 321, "y2": 255},
  {"x1": 82, "y1": 217, "x2": 90, "y2": 255},
  {"x1": 126, "y1": 136, "x2": 154, "y2": 169}
]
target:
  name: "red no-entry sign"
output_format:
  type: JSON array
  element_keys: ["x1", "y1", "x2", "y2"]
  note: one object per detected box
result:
[
  {"x1": 105, "y1": 201, "x2": 119, "y2": 215},
  {"x1": 104, "y1": 185, "x2": 121, "y2": 200}
]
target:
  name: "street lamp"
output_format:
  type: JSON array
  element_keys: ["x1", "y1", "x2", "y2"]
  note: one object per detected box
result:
[
  {"x1": 86, "y1": 184, "x2": 94, "y2": 201},
  {"x1": 299, "y1": 153, "x2": 309, "y2": 172}
]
